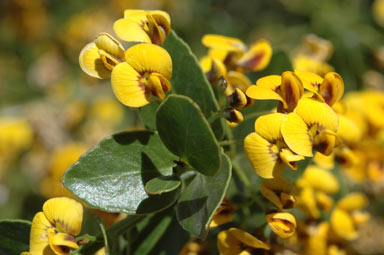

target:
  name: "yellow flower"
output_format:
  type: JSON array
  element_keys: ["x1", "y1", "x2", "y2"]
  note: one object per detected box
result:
[
  {"x1": 293, "y1": 55, "x2": 334, "y2": 76},
  {"x1": 25, "y1": 197, "x2": 83, "y2": 255},
  {"x1": 244, "y1": 113, "x2": 305, "y2": 179},
  {"x1": 202, "y1": 34, "x2": 272, "y2": 71},
  {"x1": 266, "y1": 212, "x2": 296, "y2": 238},
  {"x1": 260, "y1": 176, "x2": 296, "y2": 210},
  {"x1": 111, "y1": 43, "x2": 172, "y2": 107},
  {"x1": 302, "y1": 166, "x2": 339, "y2": 194},
  {"x1": 79, "y1": 33, "x2": 125, "y2": 79},
  {"x1": 373, "y1": 0, "x2": 384, "y2": 27},
  {"x1": 113, "y1": 9, "x2": 171, "y2": 45},
  {"x1": 294, "y1": 70, "x2": 344, "y2": 106},
  {"x1": 217, "y1": 228, "x2": 270, "y2": 255},
  {"x1": 305, "y1": 222, "x2": 329, "y2": 255},
  {"x1": 246, "y1": 71, "x2": 304, "y2": 112},
  {"x1": 281, "y1": 97, "x2": 339, "y2": 157}
]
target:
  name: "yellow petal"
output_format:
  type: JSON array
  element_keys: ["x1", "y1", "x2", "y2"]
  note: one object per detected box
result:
[
  {"x1": 281, "y1": 113, "x2": 313, "y2": 157},
  {"x1": 30, "y1": 212, "x2": 54, "y2": 255},
  {"x1": 319, "y1": 72, "x2": 344, "y2": 106},
  {"x1": 328, "y1": 245, "x2": 347, "y2": 255},
  {"x1": 204, "y1": 57, "x2": 227, "y2": 84},
  {"x1": 316, "y1": 191, "x2": 334, "y2": 212},
  {"x1": 148, "y1": 12, "x2": 171, "y2": 44},
  {"x1": 294, "y1": 70, "x2": 323, "y2": 93},
  {"x1": 125, "y1": 43, "x2": 172, "y2": 79},
  {"x1": 217, "y1": 229, "x2": 243, "y2": 255},
  {"x1": 266, "y1": 212, "x2": 296, "y2": 238},
  {"x1": 228, "y1": 228, "x2": 270, "y2": 250},
  {"x1": 226, "y1": 71, "x2": 251, "y2": 93},
  {"x1": 94, "y1": 33, "x2": 125, "y2": 60},
  {"x1": 313, "y1": 130, "x2": 336, "y2": 156},
  {"x1": 99, "y1": 49, "x2": 120, "y2": 71},
  {"x1": 351, "y1": 210, "x2": 370, "y2": 226},
  {"x1": 202, "y1": 34, "x2": 246, "y2": 52},
  {"x1": 297, "y1": 184, "x2": 320, "y2": 219},
  {"x1": 149, "y1": 10, "x2": 171, "y2": 32},
  {"x1": 313, "y1": 152, "x2": 334, "y2": 169},
  {"x1": 330, "y1": 208, "x2": 357, "y2": 240},
  {"x1": 225, "y1": 108, "x2": 244, "y2": 123},
  {"x1": 111, "y1": 62, "x2": 150, "y2": 107},
  {"x1": 236, "y1": 39, "x2": 272, "y2": 71},
  {"x1": 123, "y1": 9, "x2": 147, "y2": 18},
  {"x1": 113, "y1": 18, "x2": 151, "y2": 43},
  {"x1": 295, "y1": 98, "x2": 339, "y2": 132},
  {"x1": 228, "y1": 88, "x2": 247, "y2": 108},
  {"x1": 337, "y1": 115, "x2": 362, "y2": 144},
  {"x1": 48, "y1": 229, "x2": 78, "y2": 255},
  {"x1": 256, "y1": 75, "x2": 282, "y2": 89},
  {"x1": 254, "y1": 113, "x2": 287, "y2": 142},
  {"x1": 244, "y1": 132, "x2": 285, "y2": 179},
  {"x1": 280, "y1": 71, "x2": 304, "y2": 112},
  {"x1": 246, "y1": 86, "x2": 287, "y2": 108},
  {"x1": 303, "y1": 166, "x2": 339, "y2": 194},
  {"x1": 43, "y1": 197, "x2": 83, "y2": 236},
  {"x1": 336, "y1": 192, "x2": 368, "y2": 212},
  {"x1": 260, "y1": 185, "x2": 284, "y2": 210},
  {"x1": 149, "y1": 73, "x2": 171, "y2": 99},
  {"x1": 305, "y1": 222, "x2": 329, "y2": 255},
  {"x1": 279, "y1": 148, "x2": 305, "y2": 169},
  {"x1": 208, "y1": 48, "x2": 229, "y2": 61},
  {"x1": 79, "y1": 42, "x2": 110, "y2": 79}
]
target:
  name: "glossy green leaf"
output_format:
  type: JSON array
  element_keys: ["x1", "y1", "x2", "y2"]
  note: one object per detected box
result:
[
  {"x1": 163, "y1": 30, "x2": 225, "y2": 139},
  {"x1": 138, "y1": 102, "x2": 159, "y2": 130},
  {"x1": 176, "y1": 153, "x2": 232, "y2": 238},
  {"x1": 0, "y1": 220, "x2": 31, "y2": 255},
  {"x1": 63, "y1": 131, "x2": 180, "y2": 214},
  {"x1": 145, "y1": 176, "x2": 181, "y2": 195},
  {"x1": 156, "y1": 95, "x2": 221, "y2": 176}
]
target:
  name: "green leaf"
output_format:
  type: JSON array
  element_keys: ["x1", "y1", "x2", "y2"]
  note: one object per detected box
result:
[
  {"x1": 176, "y1": 153, "x2": 232, "y2": 238},
  {"x1": 63, "y1": 131, "x2": 180, "y2": 214},
  {"x1": 145, "y1": 176, "x2": 181, "y2": 195},
  {"x1": 0, "y1": 220, "x2": 31, "y2": 255},
  {"x1": 138, "y1": 102, "x2": 159, "y2": 130},
  {"x1": 156, "y1": 95, "x2": 221, "y2": 176},
  {"x1": 163, "y1": 30, "x2": 225, "y2": 139}
]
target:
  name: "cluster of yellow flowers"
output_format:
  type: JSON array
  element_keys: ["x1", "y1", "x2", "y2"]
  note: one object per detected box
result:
[
  {"x1": 79, "y1": 9, "x2": 173, "y2": 107},
  {"x1": 199, "y1": 34, "x2": 272, "y2": 124}
]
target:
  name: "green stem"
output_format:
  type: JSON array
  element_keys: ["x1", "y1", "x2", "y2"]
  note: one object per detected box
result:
[
  {"x1": 207, "y1": 110, "x2": 223, "y2": 124},
  {"x1": 98, "y1": 220, "x2": 110, "y2": 255},
  {"x1": 79, "y1": 215, "x2": 144, "y2": 255},
  {"x1": 218, "y1": 140, "x2": 236, "y2": 146}
]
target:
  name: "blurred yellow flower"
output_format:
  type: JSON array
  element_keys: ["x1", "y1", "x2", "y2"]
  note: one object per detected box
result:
[
  {"x1": 305, "y1": 222, "x2": 329, "y2": 255},
  {"x1": 266, "y1": 212, "x2": 297, "y2": 238},
  {"x1": 217, "y1": 228, "x2": 270, "y2": 255},
  {"x1": 260, "y1": 176, "x2": 296, "y2": 210},
  {"x1": 202, "y1": 34, "x2": 272, "y2": 71},
  {"x1": 293, "y1": 55, "x2": 334, "y2": 76},
  {"x1": 113, "y1": 9, "x2": 171, "y2": 45},
  {"x1": 244, "y1": 113, "x2": 304, "y2": 179},
  {"x1": 111, "y1": 43, "x2": 172, "y2": 107},
  {"x1": 90, "y1": 97, "x2": 125, "y2": 125},
  {"x1": 24, "y1": 197, "x2": 83, "y2": 255}
]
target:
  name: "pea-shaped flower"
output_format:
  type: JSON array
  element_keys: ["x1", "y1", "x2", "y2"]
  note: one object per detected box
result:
[
  {"x1": 111, "y1": 43, "x2": 172, "y2": 107},
  {"x1": 281, "y1": 97, "x2": 339, "y2": 157},
  {"x1": 113, "y1": 10, "x2": 171, "y2": 45},
  {"x1": 266, "y1": 212, "x2": 297, "y2": 238},
  {"x1": 23, "y1": 197, "x2": 83, "y2": 255},
  {"x1": 244, "y1": 113, "x2": 305, "y2": 179},
  {"x1": 79, "y1": 33, "x2": 125, "y2": 79}
]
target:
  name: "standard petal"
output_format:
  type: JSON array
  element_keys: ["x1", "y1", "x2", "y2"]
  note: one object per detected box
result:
[
  {"x1": 256, "y1": 75, "x2": 282, "y2": 90},
  {"x1": 113, "y1": 18, "x2": 151, "y2": 43},
  {"x1": 111, "y1": 62, "x2": 150, "y2": 107},
  {"x1": 281, "y1": 113, "x2": 313, "y2": 157},
  {"x1": 79, "y1": 42, "x2": 110, "y2": 79},
  {"x1": 228, "y1": 228, "x2": 270, "y2": 250},
  {"x1": 236, "y1": 39, "x2": 272, "y2": 71},
  {"x1": 125, "y1": 43, "x2": 172, "y2": 79},
  {"x1": 43, "y1": 197, "x2": 83, "y2": 236},
  {"x1": 29, "y1": 212, "x2": 54, "y2": 255},
  {"x1": 319, "y1": 72, "x2": 344, "y2": 106},
  {"x1": 254, "y1": 113, "x2": 287, "y2": 142},
  {"x1": 202, "y1": 34, "x2": 246, "y2": 52},
  {"x1": 294, "y1": 70, "x2": 323, "y2": 93},
  {"x1": 295, "y1": 98, "x2": 339, "y2": 132},
  {"x1": 280, "y1": 71, "x2": 304, "y2": 112},
  {"x1": 244, "y1": 132, "x2": 285, "y2": 179}
]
